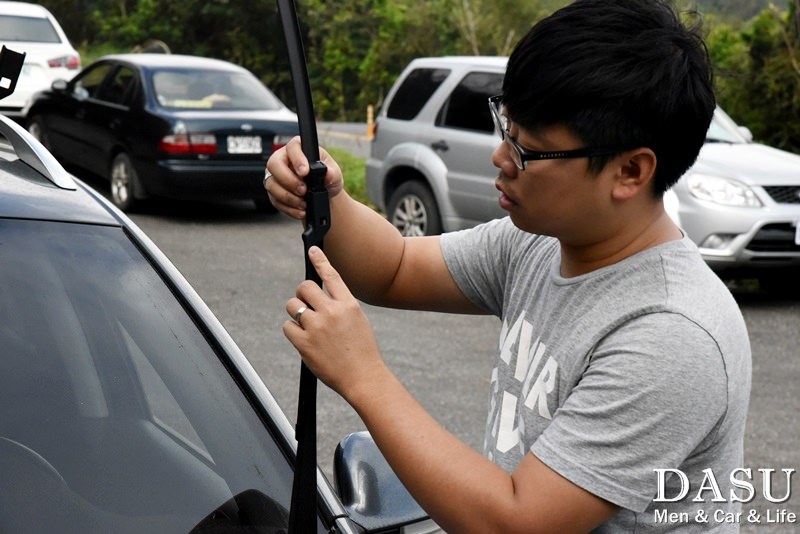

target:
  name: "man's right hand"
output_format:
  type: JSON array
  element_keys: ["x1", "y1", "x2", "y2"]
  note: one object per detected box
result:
[{"x1": 264, "y1": 136, "x2": 345, "y2": 220}]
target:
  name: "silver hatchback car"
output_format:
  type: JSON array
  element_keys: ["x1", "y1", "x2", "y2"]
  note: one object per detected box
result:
[{"x1": 367, "y1": 56, "x2": 800, "y2": 274}]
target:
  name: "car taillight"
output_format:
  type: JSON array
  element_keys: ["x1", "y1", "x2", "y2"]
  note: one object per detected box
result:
[
  {"x1": 159, "y1": 133, "x2": 218, "y2": 155},
  {"x1": 272, "y1": 134, "x2": 295, "y2": 153},
  {"x1": 48, "y1": 55, "x2": 81, "y2": 69}
]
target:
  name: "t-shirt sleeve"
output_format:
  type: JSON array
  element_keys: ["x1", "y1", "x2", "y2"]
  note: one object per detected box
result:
[
  {"x1": 530, "y1": 312, "x2": 729, "y2": 512},
  {"x1": 439, "y1": 217, "x2": 516, "y2": 317}
]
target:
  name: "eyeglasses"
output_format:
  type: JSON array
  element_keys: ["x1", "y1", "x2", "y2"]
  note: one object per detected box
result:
[{"x1": 488, "y1": 95, "x2": 633, "y2": 170}]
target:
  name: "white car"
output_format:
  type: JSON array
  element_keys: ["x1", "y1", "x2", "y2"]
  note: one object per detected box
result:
[
  {"x1": 665, "y1": 107, "x2": 800, "y2": 273},
  {"x1": 0, "y1": 1, "x2": 80, "y2": 118}
]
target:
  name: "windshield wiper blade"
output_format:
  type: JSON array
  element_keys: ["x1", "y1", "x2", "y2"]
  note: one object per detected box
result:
[{"x1": 275, "y1": 1, "x2": 330, "y2": 532}]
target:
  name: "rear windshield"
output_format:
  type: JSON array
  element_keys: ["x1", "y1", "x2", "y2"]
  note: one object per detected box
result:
[
  {"x1": 0, "y1": 15, "x2": 60, "y2": 43},
  {"x1": 152, "y1": 69, "x2": 283, "y2": 111}
]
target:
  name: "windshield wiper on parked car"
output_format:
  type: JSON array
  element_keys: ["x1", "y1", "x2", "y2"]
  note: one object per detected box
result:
[{"x1": 275, "y1": 1, "x2": 330, "y2": 532}]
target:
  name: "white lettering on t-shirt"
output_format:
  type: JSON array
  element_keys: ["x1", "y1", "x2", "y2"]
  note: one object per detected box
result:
[{"x1": 490, "y1": 313, "x2": 559, "y2": 456}]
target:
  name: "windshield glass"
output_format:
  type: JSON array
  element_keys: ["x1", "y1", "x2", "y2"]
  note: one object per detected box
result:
[
  {"x1": 0, "y1": 219, "x2": 295, "y2": 532},
  {"x1": 706, "y1": 107, "x2": 748, "y2": 144},
  {"x1": 0, "y1": 15, "x2": 60, "y2": 43},
  {"x1": 152, "y1": 69, "x2": 283, "y2": 111}
]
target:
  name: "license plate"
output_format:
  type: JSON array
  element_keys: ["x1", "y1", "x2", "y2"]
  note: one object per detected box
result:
[{"x1": 227, "y1": 135, "x2": 262, "y2": 154}]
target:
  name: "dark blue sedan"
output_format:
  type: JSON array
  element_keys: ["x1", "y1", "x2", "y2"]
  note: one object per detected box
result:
[{"x1": 24, "y1": 53, "x2": 298, "y2": 211}]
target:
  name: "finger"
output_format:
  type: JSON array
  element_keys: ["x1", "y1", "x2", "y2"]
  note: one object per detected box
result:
[
  {"x1": 266, "y1": 137, "x2": 307, "y2": 196},
  {"x1": 285, "y1": 136, "x2": 311, "y2": 180},
  {"x1": 282, "y1": 319, "x2": 308, "y2": 352},
  {"x1": 285, "y1": 297, "x2": 313, "y2": 324},
  {"x1": 307, "y1": 246, "x2": 353, "y2": 300},
  {"x1": 264, "y1": 170, "x2": 307, "y2": 212},
  {"x1": 319, "y1": 147, "x2": 343, "y2": 189},
  {"x1": 295, "y1": 280, "x2": 330, "y2": 314}
]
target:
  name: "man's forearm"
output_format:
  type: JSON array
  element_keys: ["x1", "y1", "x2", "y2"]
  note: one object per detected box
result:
[{"x1": 321, "y1": 191, "x2": 407, "y2": 305}]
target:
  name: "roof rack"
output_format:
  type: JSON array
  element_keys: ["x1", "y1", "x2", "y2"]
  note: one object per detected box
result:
[{"x1": 0, "y1": 114, "x2": 76, "y2": 190}]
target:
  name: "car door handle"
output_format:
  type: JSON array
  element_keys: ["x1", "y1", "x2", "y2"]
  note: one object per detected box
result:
[{"x1": 431, "y1": 140, "x2": 449, "y2": 152}]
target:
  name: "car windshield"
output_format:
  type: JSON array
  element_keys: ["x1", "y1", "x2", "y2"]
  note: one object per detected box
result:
[
  {"x1": 706, "y1": 108, "x2": 748, "y2": 144},
  {"x1": 0, "y1": 219, "x2": 294, "y2": 532},
  {"x1": 0, "y1": 15, "x2": 60, "y2": 43},
  {"x1": 152, "y1": 69, "x2": 283, "y2": 111}
]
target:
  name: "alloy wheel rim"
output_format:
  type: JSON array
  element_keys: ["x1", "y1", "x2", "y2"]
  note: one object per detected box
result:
[
  {"x1": 392, "y1": 195, "x2": 427, "y2": 236},
  {"x1": 111, "y1": 161, "x2": 129, "y2": 205}
]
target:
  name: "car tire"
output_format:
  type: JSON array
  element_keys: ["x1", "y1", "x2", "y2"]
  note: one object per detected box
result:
[
  {"x1": 110, "y1": 152, "x2": 143, "y2": 212},
  {"x1": 26, "y1": 117, "x2": 52, "y2": 151},
  {"x1": 387, "y1": 180, "x2": 442, "y2": 236}
]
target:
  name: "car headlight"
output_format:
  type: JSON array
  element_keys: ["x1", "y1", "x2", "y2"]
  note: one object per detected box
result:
[{"x1": 686, "y1": 174, "x2": 763, "y2": 207}]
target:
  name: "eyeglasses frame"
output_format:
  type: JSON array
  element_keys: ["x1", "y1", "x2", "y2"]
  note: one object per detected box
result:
[{"x1": 488, "y1": 95, "x2": 635, "y2": 170}]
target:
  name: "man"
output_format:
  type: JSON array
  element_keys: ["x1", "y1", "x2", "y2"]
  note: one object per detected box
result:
[{"x1": 265, "y1": 0, "x2": 752, "y2": 531}]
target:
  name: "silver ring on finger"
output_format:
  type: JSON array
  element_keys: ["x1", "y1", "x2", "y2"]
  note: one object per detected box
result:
[
  {"x1": 294, "y1": 306, "x2": 308, "y2": 325},
  {"x1": 263, "y1": 170, "x2": 272, "y2": 188}
]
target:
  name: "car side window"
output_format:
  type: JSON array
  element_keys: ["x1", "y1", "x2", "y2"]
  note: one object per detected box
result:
[
  {"x1": 436, "y1": 71, "x2": 504, "y2": 134},
  {"x1": 386, "y1": 68, "x2": 450, "y2": 120},
  {"x1": 73, "y1": 63, "x2": 114, "y2": 100},
  {"x1": 95, "y1": 66, "x2": 137, "y2": 106}
]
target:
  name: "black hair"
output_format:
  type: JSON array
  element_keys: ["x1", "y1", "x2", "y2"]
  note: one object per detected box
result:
[{"x1": 502, "y1": 0, "x2": 715, "y2": 196}]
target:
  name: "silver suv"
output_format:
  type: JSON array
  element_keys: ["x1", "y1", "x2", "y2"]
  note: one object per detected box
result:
[
  {"x1": 367, "y1": 56, "x2": 800, "y2": 273},
  {"x1": 366, "y1": 56, "x2": 507, "y2": 236}
]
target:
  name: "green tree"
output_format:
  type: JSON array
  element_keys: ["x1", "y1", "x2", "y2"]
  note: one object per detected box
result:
[{"x1": 708, "y1": 1, "x2": 800, "y2": 152}]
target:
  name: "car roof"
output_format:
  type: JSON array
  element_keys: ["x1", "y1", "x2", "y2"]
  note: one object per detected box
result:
[
  {"x1": 0, "y1": 161, "x2": 120, "y2": 225},
  {"x1": 0, "y1": 1, "x2": 51, "y2": 17},
  {"x1": 0, "y1": 118, "x2": 119, "y2": 226},
  {"x1": 98, "y1": 53, "x2": 247, "y2": 73},
  {"x1": 406, "y1": 56, "x2": 508, "y2": 69}
]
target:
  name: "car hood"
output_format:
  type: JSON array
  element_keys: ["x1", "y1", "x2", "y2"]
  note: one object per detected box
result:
[{"x1": 691, "y1": 142, "x2": 800, "y2": 186}]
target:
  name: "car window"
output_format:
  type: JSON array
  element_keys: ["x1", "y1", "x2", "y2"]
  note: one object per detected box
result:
[
  {"x1": 95, "y1": 66, "x2": 137, "y2": 106},
  {"x1": 0, "y1": 15, "x2": 60, "y2": 43},
  {"x1": 0, "y1": 219, "x2": 295, "y2": 532},
  {"x1": 386, "y1": 67, "x2": 450, "y2": 120},
  {"x1": 436, "y1": 71, "x2": 504, "y2": 134},
  {"x1": 152, "y1": 69, "x2": 283, "y2": 111},
  {"x1": 73, "y1": 63, "x2": 114, "y2": 100}
]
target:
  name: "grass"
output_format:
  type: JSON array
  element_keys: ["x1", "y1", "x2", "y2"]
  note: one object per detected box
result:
[{"x1": 325, "y1": 147, "x2": 375, "y2": 209}]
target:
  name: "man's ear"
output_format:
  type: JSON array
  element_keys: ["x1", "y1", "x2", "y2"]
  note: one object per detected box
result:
[{"x1": 612, "y1": 148, "x2": 657, "y2": 201}]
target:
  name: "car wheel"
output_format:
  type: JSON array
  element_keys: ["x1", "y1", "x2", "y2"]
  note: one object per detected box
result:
[
  {"x1": 387, "y1": 180, "x2": 442, "y2": 236},
  {"x1": 110, "y1": 153, "x2": 142, "y2": 212},
  {"x1": 26, "y1": 117, "x2": 52, "y2": 151}
]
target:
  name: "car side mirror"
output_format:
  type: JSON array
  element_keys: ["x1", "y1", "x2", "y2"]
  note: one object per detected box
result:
[
  {"x1": 51, "y1": 79, "x2": 68, "y2": 92},
  {"x1": 334, "y1": 431, "x2": 430, "y2": 533}
]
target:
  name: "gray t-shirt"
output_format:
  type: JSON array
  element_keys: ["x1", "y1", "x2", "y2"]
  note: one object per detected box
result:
[{"x1": 440, "y1": 217, "x2": 751, "y2": 532}]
